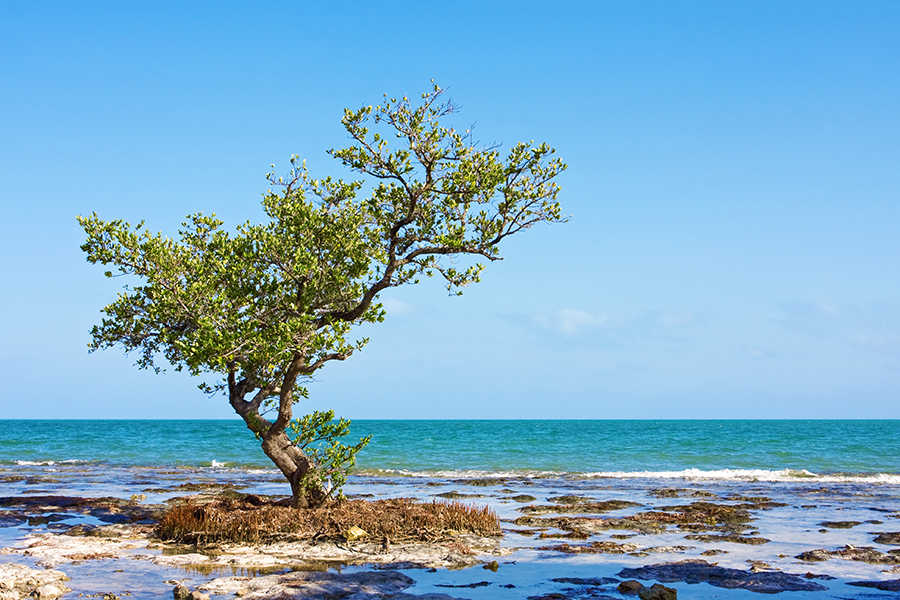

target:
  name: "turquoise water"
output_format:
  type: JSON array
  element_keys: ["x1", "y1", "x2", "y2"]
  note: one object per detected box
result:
[{"x1": 1, "y1": 419, "x2": 897, "y2": 477}]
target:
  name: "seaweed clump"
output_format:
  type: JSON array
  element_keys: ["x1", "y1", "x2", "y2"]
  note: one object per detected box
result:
[{"x1": 154, "y1": 497, "x2": 500, "y2": 546}]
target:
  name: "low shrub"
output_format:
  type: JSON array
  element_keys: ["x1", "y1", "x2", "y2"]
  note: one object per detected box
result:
[{"x1": 154, "y1": 497, "x2": 500, "y2": 546}]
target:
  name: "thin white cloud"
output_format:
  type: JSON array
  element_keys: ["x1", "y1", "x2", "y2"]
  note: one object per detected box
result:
[
  {"x1": 533, "y1": 308, "x2": 610, "y2": 337},
  {"x1": 380, "y1": 297, "x2": 412, "y2": 315},
  {"x1": 776, "y1": 301, "x2": 900, "y2": 358},
  {"x1": 747, "y1": 347, "x2": 778, "y2": 359}
]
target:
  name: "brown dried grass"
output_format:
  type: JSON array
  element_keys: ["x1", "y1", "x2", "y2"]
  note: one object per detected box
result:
[{"x1": 154, "y1": 497, "x2": 500, "y2": 546}]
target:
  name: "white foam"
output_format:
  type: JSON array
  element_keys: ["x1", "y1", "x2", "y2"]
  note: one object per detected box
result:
[
  {"x1": 353, "y1": 467, "x2": 900, "y2": 485},
  {"x1": 581, "y1": 468, "x2": 900, "y2": 484}
]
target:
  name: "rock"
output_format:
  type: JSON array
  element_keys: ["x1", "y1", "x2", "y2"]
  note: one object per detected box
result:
[
  {"x1": 199, "y1": 570, "x2": 468, "y2": 599},
  {"x1": 518, "y1": 499, "x2": 640, "y2": 515},
  {"x1": 847, "y1": 579, "x2": 900, "y2": 592},
  {"x1": 433, "y1": 491, "x2": 484, "y2": 499},
  {"x1": 819, "y1": 521, "x2": 862, "y2": 529},
  {"x1": 0, "y1": 563, "x2": 71, "y2": 600},
  {"x1": 874, "y1": 532, "x2": 900, "y2": 545},
  {"x1": 173, "y1": 584, "x2": 190, "y2": 599},
  {"x1": 552, "y1": 577, "x2": 620, "y2": 586},
  {"x1": 618, "y1": 560, "x2": 827, "y2": 593},
  {"x1": 506, "y1": 495, "x2": 537, "y2": 503},
  {"x1": 188, "y1": 592, "x2": 209, "y2": 600},
  {"x1": 542, "y1": 540, "x2": 641, "y2": 554},
  {"x1": 344, "y1": 525, "x2": 368, "y2": 541},
  {"x1": 483, "y1": 560, "x2": 499, "y2": 572},
  {"x1": 638, "y1": 583, "x2": 677, "y2": 600},
  {"x1": 684, "y1": 533, "x2": 770, "y2": 545},
  {"x1": 618, "y1": 580, "x2": 644, "y2": 594},
  {"x1": 796, "y1": 545, "x2": 900, "y2": 564}
]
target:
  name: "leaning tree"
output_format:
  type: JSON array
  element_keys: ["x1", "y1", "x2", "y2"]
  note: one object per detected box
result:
[{"x1": 79, "y1": 84, "x2": 566, "y2": 508}]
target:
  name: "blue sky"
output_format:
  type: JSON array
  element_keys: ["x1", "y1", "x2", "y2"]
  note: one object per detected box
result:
[{"x1": 1, "y1": 1, "x2": 898, "y2": 419}]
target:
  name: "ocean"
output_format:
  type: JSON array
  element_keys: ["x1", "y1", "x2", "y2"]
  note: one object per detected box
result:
[
  {"x1": 2, "y1": 419, "x2": 898, "y2": 479},
  {"x1": 2, "y1": 420, "x2": 899, "y2": 599}
]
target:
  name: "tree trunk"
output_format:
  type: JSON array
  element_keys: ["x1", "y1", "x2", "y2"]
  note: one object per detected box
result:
[
  {"x1": 260, "y1": 428, "x2": 316, "y2": 508},
  {"x1": 229, "y1": 384, "x2": 326, "y2": 509}
]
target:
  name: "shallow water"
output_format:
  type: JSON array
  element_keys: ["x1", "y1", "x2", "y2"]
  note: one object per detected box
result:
[
  {"x1": 1, "y1": 420, "x2": 899, "y2": 598},
  {"x1": 2, "y1": 460, "x2": 899, "y2": 599}
]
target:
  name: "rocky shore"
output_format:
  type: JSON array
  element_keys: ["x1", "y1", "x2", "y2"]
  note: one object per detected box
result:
[{"x1": 1, "y1": 474, "x2": 900, "y2": 599}]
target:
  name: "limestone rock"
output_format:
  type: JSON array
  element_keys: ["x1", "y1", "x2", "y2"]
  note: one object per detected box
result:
[
  {"x1": 618, "y1": 560, "x2": 827, "y2": 594},
  {"x1": 0, "y1": 563, "x2": 71, "y2": 599},
  {"x1": 200, "y1": 570, "x2": 467, "y2": 599}
]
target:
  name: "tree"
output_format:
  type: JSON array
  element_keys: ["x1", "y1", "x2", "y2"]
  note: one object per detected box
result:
[{"x1": 79, "y1": 84, "x2": 567, "y2": 508}]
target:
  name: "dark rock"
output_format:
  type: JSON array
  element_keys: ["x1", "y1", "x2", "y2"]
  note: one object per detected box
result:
[
  {"x1": 552, "y1": 577, "x2": 619, "y2": 586},
  {"x1": 796, "y1": 545, "x2": 900, "y2": 564},
  {"x1": 847, "y1": 579, "x2": 900, "y2": 592},
  {"x1": 453, "y1": 478, "x2": 508, "y2": 487},
  {"x1": 818, "y1": 521, "x2": 861, "y2": 529},
  {"x1": 618, "y1": 560, "x2": 828, "y2": 593},
  {"x1": 874, "y1": 532, "x2": 900, "y2": 545},
  {"x1": 701, "y1": 549, "x2": 727, "y2": 556},
  {"x1": 543, "y1": 540, "x2": 640, "y2": 554},
  {"x1": 506, "y1": 494, "x2": 537, "y2": 503},
  {"x1": 684, "y1": 533, "x2": 770, "y2": 545},
  {"x1": 434, "y1": 491, "x2": 485, "y2": 499},
  {"x1": 547, "y1": 495, "x2": 594, "y2": 505},
  {"x1": 537, "y1": 530, "x2": 590, "y2": 540},
  {"x1": 436, "y1": 581, "x2": 491, "y2": 588},
  {"x1": 518, "y1": 499, "x2": 641, "y2": 515},
  {"x1": 618, "y1": 580, "x2": 644, "y2": 594},
  {"x1": 173, "y1": 584, "x2": 190, "y2": 600},
  {"x1": 795, "y1": 549, "x2": 829, "y2": 562},
  {"x1": 639, "y1": 583, "x2": 677, "y2": 600}
]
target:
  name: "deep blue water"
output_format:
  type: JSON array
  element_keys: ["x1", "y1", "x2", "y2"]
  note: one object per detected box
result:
[{"x1": 1, "y1": 420, "x2": 897, "y2": 477}]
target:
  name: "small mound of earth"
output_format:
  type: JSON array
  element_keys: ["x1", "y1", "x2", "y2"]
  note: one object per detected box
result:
[
  {"x1": 796, "y1": 545, "x2": 900, "y2": 564},
  {"x1": 618, "y1": 559, "x2": 828, "y2": 593},
  {"x1": 199, "y1": 570, "x2": 468, "y2": 599},
  {"x1": 0, "y1": 562, "x2": 71, "y2": 599}
]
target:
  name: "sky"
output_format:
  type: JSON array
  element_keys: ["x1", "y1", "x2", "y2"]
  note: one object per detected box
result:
[{"x1": 1, "y1": 1, "x2": 898, "y2": 419}]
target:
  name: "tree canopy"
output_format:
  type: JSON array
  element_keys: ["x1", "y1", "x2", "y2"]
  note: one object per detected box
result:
[{"x1": 79, "y1": 84, "x2": 566, "y2": 507}]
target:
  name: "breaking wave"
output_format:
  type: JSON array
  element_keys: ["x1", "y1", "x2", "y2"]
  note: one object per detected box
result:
[{"x1": 353, "y1": 467, "x2": 900, "y2": 484}]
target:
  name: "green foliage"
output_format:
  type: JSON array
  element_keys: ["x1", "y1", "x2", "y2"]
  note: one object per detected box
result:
[
  {"x1": 287, "y1": 411, "x2": 371, "y2": 501},
  {"x1": 78, "y1": 82, "x2": 566, "y2": 503}
]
